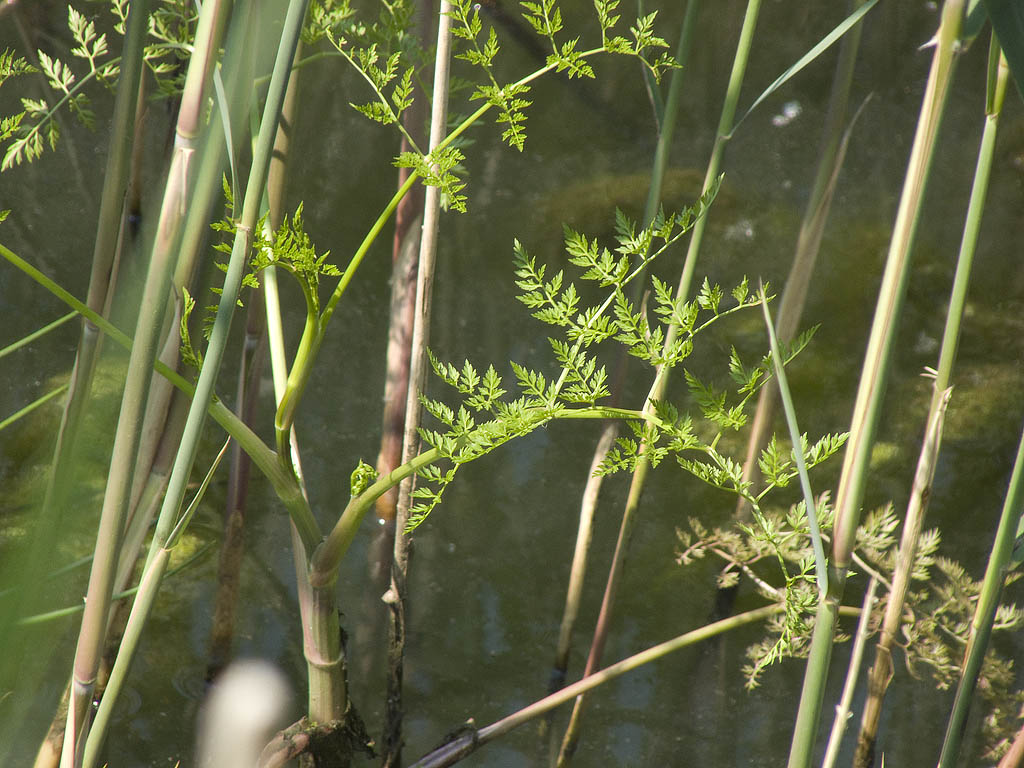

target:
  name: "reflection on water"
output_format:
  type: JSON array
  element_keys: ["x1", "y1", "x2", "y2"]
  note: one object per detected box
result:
[{"x1": 1, "y1": 0, "x2": 1024, "y2": 765}]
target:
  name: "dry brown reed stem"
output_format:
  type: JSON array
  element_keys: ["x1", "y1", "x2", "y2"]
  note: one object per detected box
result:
[
  {"x1": 998, "y1": 724, "x2": 1024, "y2": 768},
  {"x1": 207, "y1": 286, "x2": 267, "y2": 681},
  {"x1": 375, "y1": 0, "x2": 429, "y2": 531},
  {"x1": 385, "y1": 4, "x2": 455, "y2": 763}
]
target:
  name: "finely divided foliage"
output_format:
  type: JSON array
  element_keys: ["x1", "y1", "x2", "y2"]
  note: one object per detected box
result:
[
  {"x1": 679, "y1": 489, "x2": 1024, "y2": 694},
  {"x1": 179, "y1": 191, "x2": 340, "y2": 371},
  {"x1": 335, "y1": 0, "x2": 676, "y2": 197},
  {"x1": 405, "y1": 178, "x2": 833, "y2": 534},
  {"x1": 13, "y1": 3, "x2": 1008, "y2": 759},
  {"x1": 1, "y1": 2, "x2": 199, "y2": 170}
]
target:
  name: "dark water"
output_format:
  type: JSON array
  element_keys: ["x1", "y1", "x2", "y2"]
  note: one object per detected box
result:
[{"x1": 2, "y1": 1, "x2": 1024, "y2": 766}]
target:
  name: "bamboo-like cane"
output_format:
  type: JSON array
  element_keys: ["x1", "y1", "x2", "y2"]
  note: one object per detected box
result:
[
  {"x1": 414, "y1": 604, "x2": 787, "y2": 768},
  {"x1": 59, "y1": 3, "x2": 227, "y2": 764},
  {"x1": 79, "y1": 2, "x2": 318, "y2": 760}
]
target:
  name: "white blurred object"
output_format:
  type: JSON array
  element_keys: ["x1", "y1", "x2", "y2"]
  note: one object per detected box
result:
[
  {"x1": 196, "y1": 660, "x2": 291, "y2": 768},
  {"x1": 772, "y1": 100, "x2": 803, "y2": 127}
]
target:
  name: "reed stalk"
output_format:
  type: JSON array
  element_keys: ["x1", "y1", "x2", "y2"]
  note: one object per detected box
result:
[
  {"x1": 854, "y1": 39, "x2": 1008, "y2": 768},
  {"x1": 82, "y1": 440, "x2": 230, "y2": 768},
  {"x1": 821, "y1": 577, "x2": 878, "y2": 768},
  {"x1": 383, "y1": 3, "x2": 456, "y2": 763},
  {"x1": 59, "y1": 3, "x2": 227, "y2": 763},
  {"x1": 374, "y1": 0, "x2": 430, "y2": 536},
  {"x1": 999, "y1": 725, "x2": 1024, "y2": 768},
  {"x1": 556, "y1": 2, "x2": 763, "y2": 762},
  {"x1": 785, "y1": 3, "x2": 965, "y2": 766},
  {"x1": 938, "y1": 419, "x2": 1024, "y2": 766},
  {"x1": 760, "y1": 284, "x2": 828, "y2": 592},
  {"x1": 848, "y1": 390, "x2": 951, "y2": 766},
  {"x1": 413, "y1": 603, "x2": 786, "y2": 768}
]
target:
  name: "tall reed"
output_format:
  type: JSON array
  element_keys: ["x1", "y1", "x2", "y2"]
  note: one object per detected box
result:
[
  {"x1": 60, "y1": 3, "x2": 228, "y2": 763},
  {"x1": 786, "y1": 2, "x2": 965, "y2": 765},
  {"x1": 854, "y1": 37, "x2": 1010, "y2": 768}
]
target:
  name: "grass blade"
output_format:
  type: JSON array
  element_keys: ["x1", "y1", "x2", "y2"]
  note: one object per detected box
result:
[{"x1": 727, "y1": 0, "x2": 879, "y2": 138}]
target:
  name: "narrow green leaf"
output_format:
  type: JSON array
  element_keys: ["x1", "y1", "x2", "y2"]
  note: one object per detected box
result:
[{"x1": 727, "y1": 0, "x2": 879, "y2": 138}]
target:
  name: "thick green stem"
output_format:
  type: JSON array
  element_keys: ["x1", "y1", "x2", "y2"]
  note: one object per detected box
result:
[
  {"x1": 788, "y1": 590, "x2": 842, "y2": 768},
  {"x1": 311, "y1": 448, "x2": 442, "y2": 586},
  {"x1": 275, "y1": 309, "x2": 321, "y2": 456},
  {"x1": 307, "y1": 582, "x2": 345, "y2": 724}
]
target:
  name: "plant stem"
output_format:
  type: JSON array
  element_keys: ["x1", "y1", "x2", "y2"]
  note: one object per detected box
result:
[
  {"x1": 311, "y1": 448, "x2": 443, "y2": 585},
  {"x1": 822, "y1": 577, "x2": 879, "y2": 768},
  {"x1": 556, "y1": 3, "x2": 762, "y2": 762},
  {"x1": 938, "y1": 422, "x2": 1024, "y2": 765},
  {"x1": 373, "y1": 0, "x2": 431, "y2": 532},
  {"x1": 760, "y1": 284, "x2": 828, "y2": 594},
  {"x1": 411, "y1": 603, "x2": 785, "y2": 768},
  {"x1": 384, "y1": 3, "x2": 456, "y2": 764},
  {"x1": 786, "y1": 3, "x2": 964, "y2": 765},
  {"x1": 853, "y1": 390, "x2": 951, "y2": 766},
  {"x1": 83, "y1": 1, "x2": 319, "y2": 755}
]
